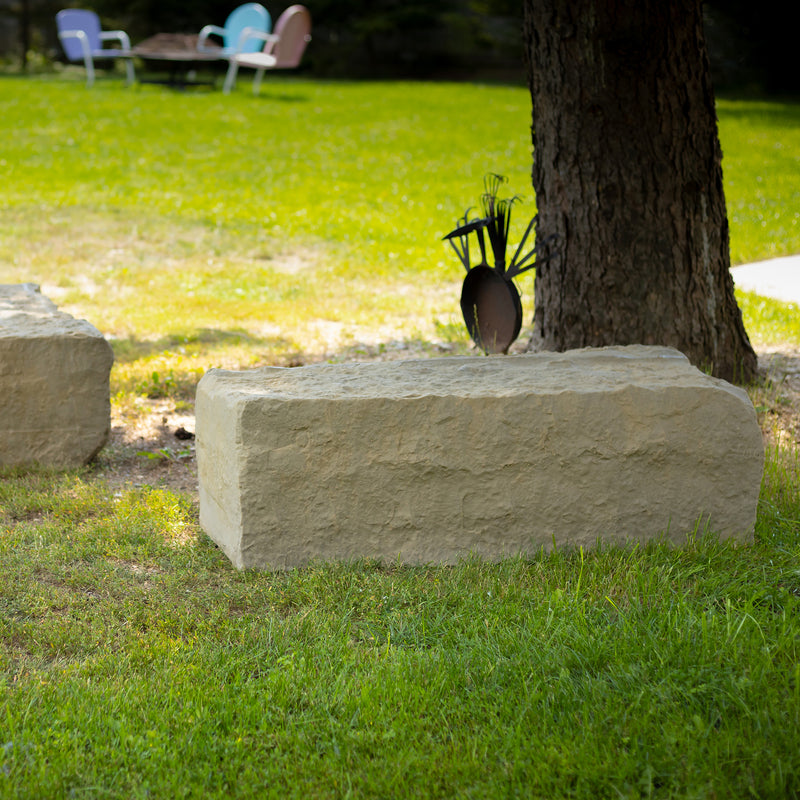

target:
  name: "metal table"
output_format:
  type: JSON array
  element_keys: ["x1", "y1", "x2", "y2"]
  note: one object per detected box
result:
[{"x1": 133, "y1": 34, "x2": 224, "y2": 88}]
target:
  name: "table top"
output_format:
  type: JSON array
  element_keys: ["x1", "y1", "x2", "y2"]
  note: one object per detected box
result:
[{"x1": 133, "y1": 33, "x2": 223, "y2": 61}]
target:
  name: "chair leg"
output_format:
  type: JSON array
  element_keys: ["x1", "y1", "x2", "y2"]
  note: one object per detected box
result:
[
  {"x1": 77, "y1": 37, "x2": 95, "y2": 87},
  {"x1": 73, "y1": 34, "x2": 95, "y2": 88},
  {"x1": 84, "y1": 54, "x2": 95, "y2": 88},
  {"x1": 124, "y1": 58, "x2": 135, "y2": 86},
  {"x1": 252, "y1": 68, "x2": 265, "y2": 96},
  {"x1": 223, "y1": 61, "x2": 238, "y2": 95}
]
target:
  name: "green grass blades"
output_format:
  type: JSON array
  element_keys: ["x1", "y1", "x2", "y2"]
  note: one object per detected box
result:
[
  {"x1": 737, "y1": 290, "x2": 800, "y2": 349},
  {"x1": 720, "y1": 99, "x2": 800, "y2": 265},
  {"x1": 2, "y1": 467, "x2": 800, "y2": 797},
  {"x1": 2, "y1": 78, "x2": 524, "y2": 389},
  {"x1": 2, "y1": 77, "x2": 800, "y2": 798}
]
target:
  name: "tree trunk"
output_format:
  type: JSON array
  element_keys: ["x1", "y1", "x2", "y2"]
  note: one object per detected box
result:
[{"x1": 523, "y1": 0, "x2": 757, "y2": 383}]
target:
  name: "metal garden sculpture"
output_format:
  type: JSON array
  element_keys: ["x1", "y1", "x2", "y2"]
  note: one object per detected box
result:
[{"x1": 443, "y1": 174, "x2": 556, "y2": 354}]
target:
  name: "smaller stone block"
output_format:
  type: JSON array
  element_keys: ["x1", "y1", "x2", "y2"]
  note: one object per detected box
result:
[
  {"x1": 0, "y1": 284, "x2": 114, "y2": 468},
  {"x1": 196, "y1": 346, "x2": 764, "y2": 570}
]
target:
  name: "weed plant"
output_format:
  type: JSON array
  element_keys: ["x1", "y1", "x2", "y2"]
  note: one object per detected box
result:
[{"x1": 1, "y1": 76, "x2": 800, "y2": 797}]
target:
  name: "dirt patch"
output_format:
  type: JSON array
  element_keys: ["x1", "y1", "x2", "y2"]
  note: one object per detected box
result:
[
  {"x1": 93, "y1": 397, "x2": 199, "y2": 496},
  {"x1": 752, "y1": 346, "x2": 800, "y2": 448}
]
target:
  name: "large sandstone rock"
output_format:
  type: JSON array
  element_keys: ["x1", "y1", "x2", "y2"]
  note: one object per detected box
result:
[
  {"x1": 0, "y1": 284, "x2": 114, "y2": 468},
  {"x1": 196, "y1": 346, "x2": 764, "y2": 570}
]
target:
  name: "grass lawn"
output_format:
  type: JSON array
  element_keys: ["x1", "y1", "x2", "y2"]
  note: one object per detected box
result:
[{"x1": 1, "y1": 73, "x2": 800, "y2": 798}]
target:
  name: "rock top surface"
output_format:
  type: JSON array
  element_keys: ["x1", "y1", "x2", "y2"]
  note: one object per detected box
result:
[
  {"x1": 0, "y1": 283, "x2": 106, "y2": 340},
  {"x1": 211, "y1": 345, "x2": 729, "y2": 399}
]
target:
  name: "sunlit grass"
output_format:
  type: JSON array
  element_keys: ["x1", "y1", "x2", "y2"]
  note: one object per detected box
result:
[
  {"x1": 1, "y1": 463, "x2": 799, "y2": 798},
  {"x1": 2, "y1": 76, "x2": 800, "y2": 799},
  {"x1": 720, "y1": 99, "x2": 800, "y2": 264},
  {"x1": 737, "y1": 290, "x2": 800, "y2": 349},
  {"x1": 3, "y1": 80, "x2": 798, "y2": 382}
]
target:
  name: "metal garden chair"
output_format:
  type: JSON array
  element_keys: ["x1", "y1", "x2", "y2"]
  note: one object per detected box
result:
[
  {"x1": 197, "y1": 3, "x2": 272, "y2": 56},
  {"x1": 222, "y1": 5, "x2": 311, "y2": 95},
  {"x1": 56, "y1": 9, "x2": 134, "y2": 87}
]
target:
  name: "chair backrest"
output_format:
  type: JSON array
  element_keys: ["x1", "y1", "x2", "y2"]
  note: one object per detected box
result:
[
  {"x1": 56, "y1": 8, "x2": 102, "y2": 59},
  {"x1": 224, "y1": 3, "x2": 271, "y2": 53},
  {"x1": 271, "y1": 5, "x2": 311, "y2": 68}
]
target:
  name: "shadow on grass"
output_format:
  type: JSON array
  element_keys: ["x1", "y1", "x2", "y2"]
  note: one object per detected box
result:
[
  {"x1": 245, "y1": 88, "x2": 311, "y2": 103},
  {"x1": 108, "y1": 325, "x2": 471, "y2": 401},
  {"x1": 718, "y1": 95, "x2": 800, "y2": 125},
  {"x1": 109, "y1": 328, "x2": 294, "y2": 363},
  {"x1": 109, "y1": 328, "x2": 300, "y2": 402},
  {"x1": 110, "y1": 326, "x2": 469, "y2": 366}
]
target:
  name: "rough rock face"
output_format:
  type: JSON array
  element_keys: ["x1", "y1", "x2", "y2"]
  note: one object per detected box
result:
[
  {"x1": 196, "y1": 346, "x2": 764, "y2": 570},
  {"x1": 0, "y1": 284, "x2": 114, "y2": 468}
]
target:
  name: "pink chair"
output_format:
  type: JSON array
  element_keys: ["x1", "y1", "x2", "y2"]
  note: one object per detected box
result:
[
  {"x1": 56, "y1": 9, "x2": 134, "y2": 87},
  {"x1": 222, "y1": 5, "x2": 311, "y2": 95}
]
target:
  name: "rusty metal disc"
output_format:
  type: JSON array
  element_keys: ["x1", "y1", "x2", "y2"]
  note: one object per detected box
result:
[{"x1": 460, "y1": 265, "x2": 523, "y2": 354}]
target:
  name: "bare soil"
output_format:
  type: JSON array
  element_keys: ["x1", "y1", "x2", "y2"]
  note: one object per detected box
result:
[
  {"x1": 751, "y1": 347, "x2": 800, "y2": 446},
  {"x1": 93, "y1": 397, "x2": 200, "y2": 496}
]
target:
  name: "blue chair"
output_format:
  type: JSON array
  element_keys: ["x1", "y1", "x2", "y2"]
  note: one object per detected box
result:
[
  {"x1": 197, "y1": 3, "x2": 272, "y2": 56},
  {"x1": 56, "y1": 9, "x2": 134, "y2": 87}
]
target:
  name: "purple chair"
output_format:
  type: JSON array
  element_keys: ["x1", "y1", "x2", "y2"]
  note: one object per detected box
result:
[
  {"x1": 56, "y1": 9, "x2": 135, "y2": 87},
  {"x1": 222, "y1": 5, "x2": 311, "y2": 95}
]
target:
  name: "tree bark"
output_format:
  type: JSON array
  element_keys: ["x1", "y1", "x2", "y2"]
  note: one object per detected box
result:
[{"x1": 523, "y1": 0, "x2": 757, "y2": 383}]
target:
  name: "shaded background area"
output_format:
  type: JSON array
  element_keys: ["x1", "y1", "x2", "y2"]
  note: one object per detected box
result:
[{"x1": 0, "y1": 0, "x2": 797, "y2": 91}]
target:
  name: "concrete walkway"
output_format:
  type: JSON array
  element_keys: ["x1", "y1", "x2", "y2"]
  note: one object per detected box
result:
[{"x1": 731, "y1": 255, "x2": 800, "y2": 305}]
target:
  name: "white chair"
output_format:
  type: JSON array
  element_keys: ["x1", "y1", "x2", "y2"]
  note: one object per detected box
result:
[
  {"x1": 223, "y1": 5, "x2": 311, "y2": 96},
  {"x1": 56, "y1": 9, "x2": 134, "y2": 87}
]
